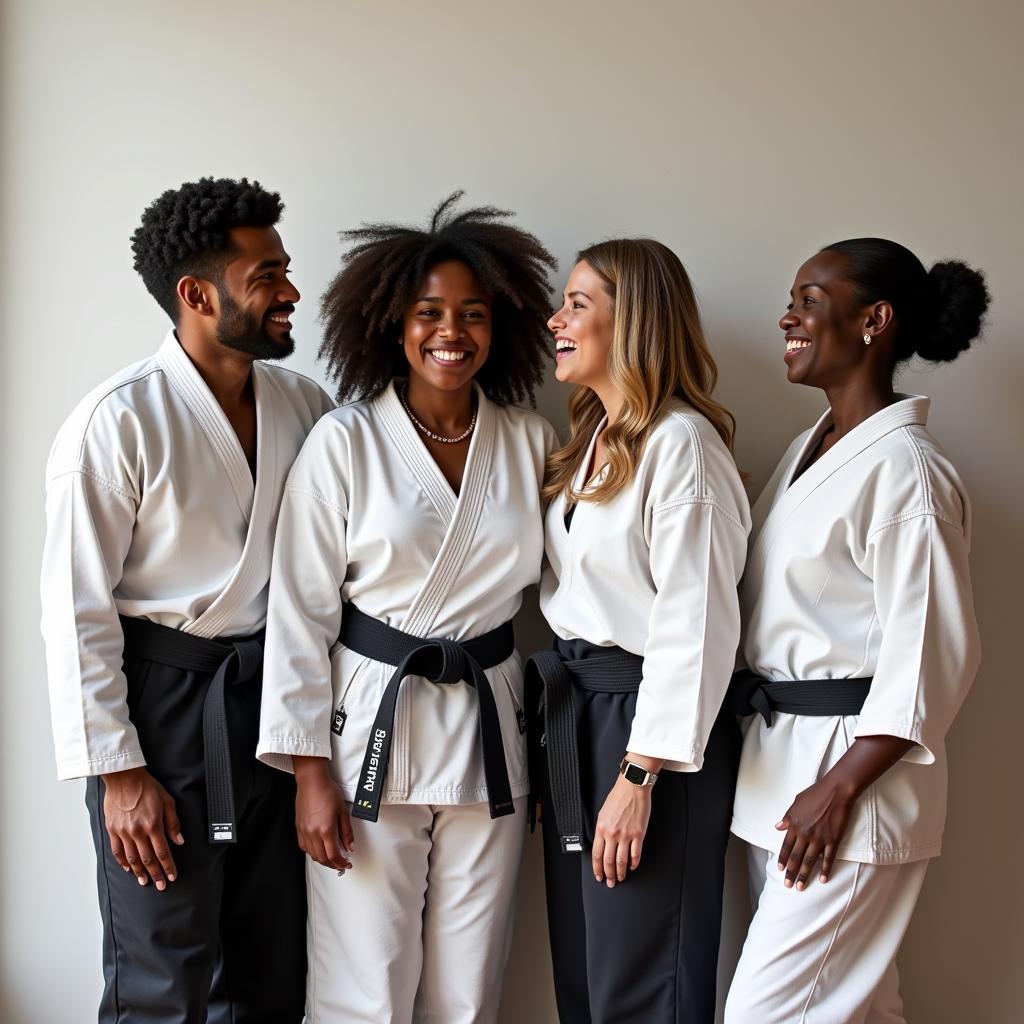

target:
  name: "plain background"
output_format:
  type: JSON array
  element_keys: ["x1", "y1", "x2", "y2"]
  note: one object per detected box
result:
[{"x1": 2, "y1": 2, "x2": 1021, "y2": 1021}]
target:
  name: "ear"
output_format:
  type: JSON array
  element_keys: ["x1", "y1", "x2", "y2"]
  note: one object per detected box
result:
[
  {"x1": 177, "y1": 276, "x2": 217, "y2": 318},
  {"x1": 863, "y1": 300, "x2": 894, "y2": 341}
]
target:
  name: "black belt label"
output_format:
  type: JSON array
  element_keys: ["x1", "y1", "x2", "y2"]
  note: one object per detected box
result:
[
  {"x1": 360, "y1": 727, "x2": 387, "y2": 792},
  {"x1": 331, "y1": 704, "x2": 347, "y2": 736}
]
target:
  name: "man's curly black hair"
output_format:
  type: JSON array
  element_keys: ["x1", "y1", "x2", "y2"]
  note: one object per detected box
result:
[
  {"x1": 319, "y1": 191, "x2": 557, "y2": 406},
  {"x1": 130, "y1": 177, "x2": 284, "y2": 321}
]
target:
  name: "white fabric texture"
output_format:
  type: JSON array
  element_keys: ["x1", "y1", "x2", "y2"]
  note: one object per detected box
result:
[
  {"x1": 539, "y1": 399, "x2": 750, "y2": 771},
  {"x1": 257, "y1": 380, "x2": 556, "y2": 804},
  {"x1": 725, "y1": 842, "x2": 927, "y2": 1024},
  {"x1": 40, "y1": 330, "x2": 333, "y2": 780},
  {"x1": 731, "y1": 396, "x2": 981, "y2": 863},
  {"x1": 304, "y1": 797, "x2": 527, "y2": 1024}
]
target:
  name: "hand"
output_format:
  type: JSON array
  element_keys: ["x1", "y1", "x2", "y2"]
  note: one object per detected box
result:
[
  {"x1": 775, "y1": 777, "x2": 857, "y2": 891},
  {"x1": 592, "y1": 774, "x2": 652, "y2": 888},
  {"x1": 101, "y1": 766, "x2": 183, "y2": 891},
  {"x1": 294, "y1": 756, "x2": 354, "y2": 872},
  {"x1": 775, "y1": 735, "x2": 915, "y2": 891}
]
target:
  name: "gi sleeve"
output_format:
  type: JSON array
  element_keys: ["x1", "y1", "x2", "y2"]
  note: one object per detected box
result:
[
  {"x1": 257, "y1": 479, "x2": 348, "y2": 773},
  {"x1": 40, "y1": 467, "x2": 142, "y2": 780},
  {"x1": 627, "y1": 498, "x2": 748, "y2": 771},
  {"x1": 855, "y1": 511, "x2": 981, "y2": 764}
]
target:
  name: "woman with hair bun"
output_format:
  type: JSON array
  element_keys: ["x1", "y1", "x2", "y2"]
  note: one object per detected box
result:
[
  {"x1": 532, "y1": 239, "x2": 750, "y2": 1022},
  {"x1": 725, "y1": 239, "x2": 990, "y2": 1023}
]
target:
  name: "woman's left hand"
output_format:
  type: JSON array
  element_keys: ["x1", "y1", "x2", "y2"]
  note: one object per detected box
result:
[
  {"x1": 775, "y1": 777, "x2": 858, "y2": 890},
  {"x1": 592, "y1": 774, "x2": 652, "y2": 887}
]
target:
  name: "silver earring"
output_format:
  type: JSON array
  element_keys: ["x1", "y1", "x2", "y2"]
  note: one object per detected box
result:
[{"x1": 863, "y1": 333, "x2": 871, "y2": 345}]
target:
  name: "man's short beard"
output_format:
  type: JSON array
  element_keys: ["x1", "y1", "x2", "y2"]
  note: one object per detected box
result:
[{"x1": 216, "y1": 291, "x2": 294, "y2": 361}]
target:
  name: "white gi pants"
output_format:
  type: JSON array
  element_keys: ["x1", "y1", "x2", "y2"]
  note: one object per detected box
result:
[
  {"x1": 304, "y1": 797, "x2": 526, "y2": 1024},
  {"x1": 724, "y1": 842, "x2": 928, "y2": 1024}
]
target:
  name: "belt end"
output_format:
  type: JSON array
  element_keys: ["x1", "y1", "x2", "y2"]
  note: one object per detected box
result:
[
  {"x1": 489, "y1": 799, "x2": 515, "y2": 820},
  {"x1": 561, "y1": 835, "x2": 583, "y2": 853},
  {"x1": 209, "y1": 823, "x2": 236, "y2": 844},
  {"x1": 351, "y1": 800, "x2": 379, "y2": 824}
]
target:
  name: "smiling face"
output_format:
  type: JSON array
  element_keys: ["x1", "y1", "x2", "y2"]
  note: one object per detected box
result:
[
  {"x1": 401, "y1": 260, "x2": 492, "y2": 393},
  {"x1": 780, "y1": 249, "x2": 877, "y2": 389},
  {"x1": 214, "y1": 225, "x2": 299, "y2": 360},
  {"x1": 547, "y1": 260, "x2": 616, "y2": 389}
]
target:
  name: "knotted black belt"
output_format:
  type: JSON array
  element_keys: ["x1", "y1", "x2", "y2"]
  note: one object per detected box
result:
[
  {"x1": 729, "y1": 669, "x2": 872, "y2": 727},
  {"x1": 119, "y1": 615, "x2": 264, "y2": 844},
  {"x1": 525, "y1": 646, "x2": 644, "y2": 854},
  {"x1": 338, "y1": 603, "x2": 516, "y2": 824}
]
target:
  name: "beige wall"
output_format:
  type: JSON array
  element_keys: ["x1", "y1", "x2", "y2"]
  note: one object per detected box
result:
[{"x1": 2, "y1": 2, "x2": 1021, "y2": 1020}]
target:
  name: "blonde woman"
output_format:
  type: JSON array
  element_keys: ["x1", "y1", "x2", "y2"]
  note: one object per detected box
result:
[{"x1": 528, "y1": 239, "x2": 751, "y2": 1023}]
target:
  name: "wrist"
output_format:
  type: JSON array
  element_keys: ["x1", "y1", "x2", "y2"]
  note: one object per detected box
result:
[
  {"x1": 101, "y1": 765, "x2": 147, "y2": 785},
  {"x1": 293, "y1": 755, "x2": 332, "y2": 783},
  {"x1": 625, "y1": 751, "x2": 665, "y2": 774}
]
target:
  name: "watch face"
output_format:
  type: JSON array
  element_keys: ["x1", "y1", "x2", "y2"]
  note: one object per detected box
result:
[{"x1": 624, "y1": 763, "x2": 647, "y2": 785}]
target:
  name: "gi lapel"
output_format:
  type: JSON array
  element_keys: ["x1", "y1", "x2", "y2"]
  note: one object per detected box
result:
[
  {"x1": 748, "y1": 396, "x2": 930, "y2": 576},
  {"x1": 377, "y1": 379, "x2": 497, "y2": 796},
  {"x1": 158, "y1": 331, "x2": 255, "y2": 521},
  {"x1": 187, "y1": 363, "x2": 279, "y2": 638}
]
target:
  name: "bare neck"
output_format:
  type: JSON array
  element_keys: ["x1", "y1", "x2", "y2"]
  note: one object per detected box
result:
[
  {"x1": 822, "y1": 374, "x2": 897, "y2": 440},
  {"x1": 176, "y1": 324, "x2": 254, "y2": 410},
  {"x1": 404, "y1": 376, "x2": 475, "y2": 434}
]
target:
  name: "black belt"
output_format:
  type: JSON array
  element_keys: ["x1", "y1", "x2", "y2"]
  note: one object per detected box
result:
[
  {"x1": 119, "y1": 615, "x2": 264, "y2": 844},
  {"x1": 729, "y1": 669, "x2": 872, "y2": 727},
  {"x1": 525, "y1": 646, "x2": 644, "y2": 854},
  {"x1": 337, "y1": 603, "x2": 516, "y2": 824}
]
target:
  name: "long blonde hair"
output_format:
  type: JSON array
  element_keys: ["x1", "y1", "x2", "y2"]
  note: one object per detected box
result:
[{"x1": 543, "y1": 238, "x2": 736, "y2": 504}]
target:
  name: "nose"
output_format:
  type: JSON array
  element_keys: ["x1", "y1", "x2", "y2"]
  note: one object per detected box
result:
[
  {"x1": 279, "y1": 278, "x2": 300, "y2": 304},
  {"x1": 437, "y1": 312, "x2": 464, "y2": 339},
  {"x1": 779, "y1": 308, "x2": 798, "y2": 331},
  {"x1": 547, "y1": 305, "x2": 566, "y2": 332}
]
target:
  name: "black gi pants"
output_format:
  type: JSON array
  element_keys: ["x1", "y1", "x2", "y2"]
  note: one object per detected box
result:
[
  {"x1": 85, "y1": 647, "x2": 306, "y2": 1024},
  {"x1": 541, "y1": 639, "x2": 741, "y2": 1024}
]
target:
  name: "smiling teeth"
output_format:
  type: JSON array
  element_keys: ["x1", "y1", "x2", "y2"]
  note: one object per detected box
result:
[
  {"x1": 429, "y1": 350, "x2": 469, "y2": 362},
  {"x1": 786, "y1": 339, "x2": 811, "y2": 352},
  {"x1": 268, "y1": 315, "x2": 290, "y2": 323},
  {"x1": 556, "y1": 341, "x2": 577, "y2": 352}
]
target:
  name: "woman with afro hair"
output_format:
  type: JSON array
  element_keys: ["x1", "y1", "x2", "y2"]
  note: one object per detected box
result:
[
  {"x1": 257, "y1": 192, "x2": 558, "y2": 1023},
  {"x1": 725, "y1": 240, "x2": 988, "y2": 1023}
]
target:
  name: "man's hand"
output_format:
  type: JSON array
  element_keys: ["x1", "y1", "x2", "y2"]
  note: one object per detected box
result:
[{"x1": 102, "y1": 766, "x2": 183, "y2": 891}]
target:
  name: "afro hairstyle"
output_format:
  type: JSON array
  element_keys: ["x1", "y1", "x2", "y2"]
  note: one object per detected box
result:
[
  {"x1": 131, "y1": 177, "x2": 284, "y2": 321},
  {"x1": 319, "y1": 191, "x2": 557, "y2": 406}
]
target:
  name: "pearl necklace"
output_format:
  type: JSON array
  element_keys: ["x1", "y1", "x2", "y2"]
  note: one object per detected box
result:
[{"x1": 399, "y1": 384, "x2": 477, "y2": 445}]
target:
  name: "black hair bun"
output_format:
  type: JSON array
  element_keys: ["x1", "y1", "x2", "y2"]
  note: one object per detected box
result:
[{"x1": 919, "y1": 261, "x2": 990, "y2": 363}]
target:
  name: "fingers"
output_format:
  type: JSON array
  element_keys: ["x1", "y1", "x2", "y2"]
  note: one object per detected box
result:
[
  {"x1": 614, "y1": 842, "x2": 629, "y2": 883},
  {"x1": 820, "y1": 844, "x2": 836, "y2": 883},
  {"x1": 592, "y1": 833, "x2": 606, "y2": 882},
  {"x1": 603, "y1": 837, "x2": 618, "y2": 887},
  {"x1": 300, "y1": 829, "x2": 329, "y2": 868},
  {"x1": 162, "y1": 794, "x2": 185, "y2": 847},
  {"x1": 338, "y1": 805, "x2": 355, "y2": 856},
  {"x1": 108, "y1": 833, "x2": 131, "y2": 874},
  {"x1": 630, "y1": 837, "x2": 643, "y2": 872},
  {"x1": 783, "y1": 835, "x2": 822, "y2": 891},
  {"x1": 132, "y1": 831, "x2": 169, "y2": 891},
  {"x1": 121, "y1": 835, "x2": 149, "y2": 886},
  {"x1": 321, "y1": 833, "x2": 353, "y2": 873}
]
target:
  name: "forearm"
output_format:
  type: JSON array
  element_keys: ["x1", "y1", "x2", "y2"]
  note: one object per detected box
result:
[{"x1": 821, "y1": 734, "x2": 916, "y2": 799}]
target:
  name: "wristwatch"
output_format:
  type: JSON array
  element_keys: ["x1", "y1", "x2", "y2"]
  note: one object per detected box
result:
[{"x1": 618, "y1": 758, "x2": 658, "y2": 787}]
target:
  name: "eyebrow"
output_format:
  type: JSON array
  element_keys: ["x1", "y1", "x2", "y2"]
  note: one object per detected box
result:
[
  {"x1": 251, "y1": 256, "x2": 291, "y2": 274},
  {"x1": 567, "y1": 290, "x2": 592, "y2": 300},
  {"x1": 798, "y1": 282, "x2": 824, "y2": 291},
  {"x1": 416, "y1": 295, "x2": 488, "y2": 305}
]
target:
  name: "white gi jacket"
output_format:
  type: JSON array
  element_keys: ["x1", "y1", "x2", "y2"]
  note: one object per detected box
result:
[
  {"x1": 256, "y1": 380, "x2": 556, "y2": 805},
  {"x1": 41, "y1": 330, "x2": 334, "y2": 781},
  {"x1": 539, "y1": 400, "x2": 751, "y2": 772},
  {"x1": 731, "y1": 396, "x2": 981, "y2": 864}
]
